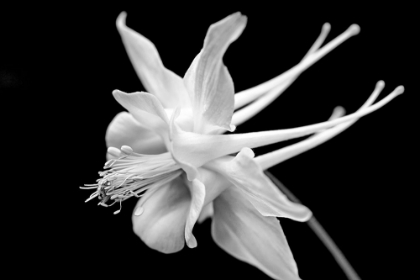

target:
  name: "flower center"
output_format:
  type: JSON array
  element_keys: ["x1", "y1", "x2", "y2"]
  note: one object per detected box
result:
[{"x1": 82, "y1": 145, "x2": 182, "y2": 214}]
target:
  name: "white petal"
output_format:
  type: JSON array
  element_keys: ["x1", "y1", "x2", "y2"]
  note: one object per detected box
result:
[
  {"x1": 171, "y1": 85, "x2": 402, "y2": 168},
  {"x1": 106, "y1": 112, "x2": 166, "y2": 154},
  {"x1": 132, "y1": 176, "x2": 190, "y2": 254},
  {"x1": 256, "y1": 81, "x2": 385, "y2": 169},
  {"x1": 116, "y1": 12, "x2": 190, "y2": 108},
  {"x1": 212, "y1": 187, "x2": 301, "y2": 280},
  {"x1": 207, "y1": 148, "x2": 311, "y2": 222},
  {"x1": 183, "y1": 12, "x2": 247, "y2": 133},
  {"x1": 185, "y1": 179, "x2": 206, "y2": 248},
  {"x1": 113, "y1": 90, "x2": 171, "y2": 147}
]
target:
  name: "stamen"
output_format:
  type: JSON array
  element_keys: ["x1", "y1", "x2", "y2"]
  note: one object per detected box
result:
[
  {"x1": 82, "y1": 147, "x2": 182, "y2": 213},
  {"x1": 234, "y1": 24, "x2": 360, "y2": 109},
  {"x1": 113, "y1": 200, "x2": 122, "y2": 215},
  {"x1": 121, "y1": 145, "x2": 133, "y2": 154},
  {"x1": 107, "y1": 147, "x2": 121, "y2": 158}
]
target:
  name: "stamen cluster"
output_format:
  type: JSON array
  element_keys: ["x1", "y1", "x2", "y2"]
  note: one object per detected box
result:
[{"x1": 81, "y1": 146, "x2": 182, "y2": 214}]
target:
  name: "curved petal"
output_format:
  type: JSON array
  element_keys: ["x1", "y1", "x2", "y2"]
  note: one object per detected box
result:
[
  {"x1": 105, "y1": 111, "x2": 166, "y2": 155},
  {"x1": 207, "y1": 148, "x2": 311, "y2": 222},
  {"x1": 212, "y1": 187, "x2": 301, "y2": 280},
  {"x1": 132, "y1": 176, "x2": 190, "y2": 254},
  {"x1": 113, "y1": 90, "x2": 170, "y2": 146},
  {"x1": 183, "y1": 12, "x2": 247, "y2": 133},
  {"x1": 171, "y1": 85, "x2": 402, "y2": 168},
  {"x1": 184, "y1": 179, "x2": 206, "y2": 248},
  {"x1": 256, "y1": 81, "x2": 385, "y2": 170},
  {"x1": 116, "y1": 12, "x2": 190, "y2": 108}
]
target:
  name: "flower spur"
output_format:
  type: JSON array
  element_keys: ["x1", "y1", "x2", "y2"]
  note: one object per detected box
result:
[{"x1": 82, "y1": 12, "x2": 403, "y2": 280}]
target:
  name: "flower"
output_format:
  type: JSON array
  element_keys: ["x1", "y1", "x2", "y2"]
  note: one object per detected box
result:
[{"x1": 82, "y1": 12, "x2": 403, "y2": 280}]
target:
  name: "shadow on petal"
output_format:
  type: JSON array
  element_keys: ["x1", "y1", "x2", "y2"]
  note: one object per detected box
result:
[
  {"x1": 207, "y1": 148, "x2": 312, "y2": 222},
  {"x1": 212, "y1": 187, "x2": 301, "y2": 280},
  {"x1": 132, "y1": 176, "x2": 191, "y2": 254}
]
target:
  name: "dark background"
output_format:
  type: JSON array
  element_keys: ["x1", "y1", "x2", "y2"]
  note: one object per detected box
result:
[{"x1": 2, "y1": 2, "x2": 416, "y2": 279}]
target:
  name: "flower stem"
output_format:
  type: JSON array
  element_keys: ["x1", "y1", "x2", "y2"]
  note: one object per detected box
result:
[{"x1": 265, "y1": 171, "x2": 361, "y2": 280}]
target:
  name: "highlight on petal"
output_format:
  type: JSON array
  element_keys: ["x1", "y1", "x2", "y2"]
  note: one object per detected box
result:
[
  {"x1": 185, "y1": 179, "x2": 206, "y2": 248},
  {"x1": 116, "y1": 12, "x2": 190, "y2": 108},
  {"x1": 255, "y1": 81, "x2": 385, "y2": 169},
  {"x1": 171, "y1": 85, "x2": 403, "y2": 168},
  {"x1": 132, "y1": 176, "x2": 190, "y2": 254},
  {"x1": 212, "y1": 186, "x2": 301, "y2": 280},
  {"x1": 183, "y1": 12, "x2": 247, "y2": 133},
  {"x1": 206, "y1": 148, "x2": 311, "y2": 222},
  {"x1": 113, "y1": 90, "x2": 171, "y2": 146},
  {"x1": 106, "y1": 112, "x2": 167, "y2": 155},
  {"x1": 234, "y1": 24, "x2": 360, "y2": 109}
]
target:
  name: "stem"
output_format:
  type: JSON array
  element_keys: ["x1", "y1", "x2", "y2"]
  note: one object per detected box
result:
[{"x1": 265, "y1": 171, "x2": 361, "y2": 280}]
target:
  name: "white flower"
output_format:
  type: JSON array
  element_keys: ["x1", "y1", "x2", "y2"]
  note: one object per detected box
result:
[{"x1": 82, "y1": 12, "x2": 403, "y2": 280}]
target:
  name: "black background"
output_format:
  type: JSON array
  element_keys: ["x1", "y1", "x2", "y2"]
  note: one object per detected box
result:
[{"x1": 2, "y1": 2, "x2": 416, "y2": 279}]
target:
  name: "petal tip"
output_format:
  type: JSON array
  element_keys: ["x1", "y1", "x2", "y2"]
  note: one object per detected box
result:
[
  {"x1": 186, "y1": 236, "x2": 197, "y2": 248},
  {"x1": 116, "y1": 11, "x2": 127, "y2": 27},
  {"x1": 112, "y1": 89, "x2": 123, "y2": 96},
  {"x1": 231, "y1": 11, "x2": 247, "y2": 22},
  {"x1": 239, "y1": 147, "x2": 255, "y2": 159},
  {"x1": 377, "y1": 80, "x2": 385, "y2": 89},
  {"x1": 395, "y1": 85, "x2": 404, "y2": 95},
  {"x1": 349, "y1": 24, "x2": 360, "y2": 35}
]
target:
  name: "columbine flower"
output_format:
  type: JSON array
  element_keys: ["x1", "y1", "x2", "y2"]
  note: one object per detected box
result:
[{"x1": 82, "y1": 12, "x2": 403, "y2": 280}]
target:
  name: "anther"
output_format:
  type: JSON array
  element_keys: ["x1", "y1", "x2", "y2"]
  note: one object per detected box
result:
[
  {"x1": 121, "y1": 145, "x2": 133, "y2": 154},
  {"x1": 113, "y1": 200, "x2": 122, "y2": 215},
  {"x1": 134, "y1": 207, "x2": 144, "y2": 216},
  {"x1": 107, "y1": 147, "x2": 121, "y2": 158}
]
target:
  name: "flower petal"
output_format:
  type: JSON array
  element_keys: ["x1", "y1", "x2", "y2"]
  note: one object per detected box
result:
[
  {"x1": 116, "y1": 12, "x2": 190, "y2": 108},
  {"x1": 105, "y1": 112, "x2": 166, "y2": 155},
  {"x1": 207, "y1": 148, "x2": 311, "y2": 222},
  {"x1": 256, "y1": 81, "x2": 385, "y2": 169},
  {"x1": 212, "y1": 187, "x2": 301, "y2": 280},
  {"x1": 183, "y1": 12, "x2": 247, "y2": 133},
  {"x1": 113, "y1": 90, "x2": 171, "y2": 146},
  {"x1": 171, "y1": 85, "x2": 402, "y2": 168},
  {"x1": 132, "y1": 176, "x2": 190, "y2": 254},
  {"x1": 184, "y1": 179, "x2": 206, "y2": 248}
]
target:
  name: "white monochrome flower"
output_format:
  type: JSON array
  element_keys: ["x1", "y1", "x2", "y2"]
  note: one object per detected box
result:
[{"x1": 82, "y1": 12, "x2": 403, "y2": 280}]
